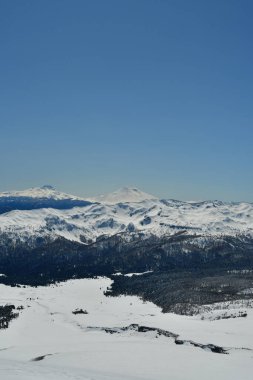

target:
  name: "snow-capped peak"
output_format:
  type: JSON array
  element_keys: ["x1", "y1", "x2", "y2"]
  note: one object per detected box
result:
[
  {"x1": 89, "y1": 187, "x2": 157, "y2": 204},
  {"x1": 0, "y1": 185, "x2": 83, "y2": 201}
]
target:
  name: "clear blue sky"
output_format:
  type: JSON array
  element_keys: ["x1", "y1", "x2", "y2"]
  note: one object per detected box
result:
[{"x1": 0, "y1": 0, "x2": 252, "y2": 201}]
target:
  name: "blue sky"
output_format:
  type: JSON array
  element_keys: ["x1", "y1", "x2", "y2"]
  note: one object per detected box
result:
[{"x1": 0, "y1": 0, "x2": 252, "y2": 201}]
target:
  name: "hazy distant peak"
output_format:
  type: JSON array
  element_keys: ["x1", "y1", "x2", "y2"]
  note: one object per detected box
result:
[
  {"x1": 0, "y1": 186, "x2": 83, "y2": 201},
  {"x1": 89, "y1": 187, "x2": 157, "y2": 204}
]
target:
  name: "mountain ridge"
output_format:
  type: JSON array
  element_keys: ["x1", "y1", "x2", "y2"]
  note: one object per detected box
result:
[{"x1": 0, "y1": 185, "x2": 252, "y2": 247}]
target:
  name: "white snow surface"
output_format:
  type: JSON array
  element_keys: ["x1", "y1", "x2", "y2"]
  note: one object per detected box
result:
[{"x1": 1, "y1": 278, "x2": 253, "y2": 380}]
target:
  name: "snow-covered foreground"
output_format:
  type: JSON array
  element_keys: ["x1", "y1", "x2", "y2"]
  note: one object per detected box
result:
[{"x1": 0, "y1": 278, "x2": 253, "y2": 380}]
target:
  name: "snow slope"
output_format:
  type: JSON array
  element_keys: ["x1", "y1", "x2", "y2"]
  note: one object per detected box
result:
[{"x1": 0, "y1": 278, "x2": 253, "y2": 380}]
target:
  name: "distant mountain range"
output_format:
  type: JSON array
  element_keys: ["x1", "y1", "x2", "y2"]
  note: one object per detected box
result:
[
  {"x1": 0, "y1": 185, "x2": 252, "y2": 285},
  {"x1": 0, "y1": 185, "x2": 252, "y2": 244}
]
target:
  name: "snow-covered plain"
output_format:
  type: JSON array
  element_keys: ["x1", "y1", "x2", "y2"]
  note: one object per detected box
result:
[{"x1": 0, "y1": 278, "x2": 253, "y2": 380}]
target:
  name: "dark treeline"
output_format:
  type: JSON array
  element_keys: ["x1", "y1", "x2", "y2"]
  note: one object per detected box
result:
[{"x1": 0, "y1": 232, "x2": 253, "y2": 287}]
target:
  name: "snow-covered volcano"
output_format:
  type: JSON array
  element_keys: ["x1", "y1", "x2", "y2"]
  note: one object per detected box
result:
[
  {"x1": 0, "y1": 185, "x2": 84, "y2": 201},
  {"x1": 88, "y1": 186, "x2": 157, "y2": 204},
  {"x1": 0, "y1": 185, "x2": 91, "y2": 215}
]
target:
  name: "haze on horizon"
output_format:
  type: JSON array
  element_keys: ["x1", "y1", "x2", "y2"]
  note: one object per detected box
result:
[{"x1": 1, "y1": 0, "x2": 252, "y2": 202}]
